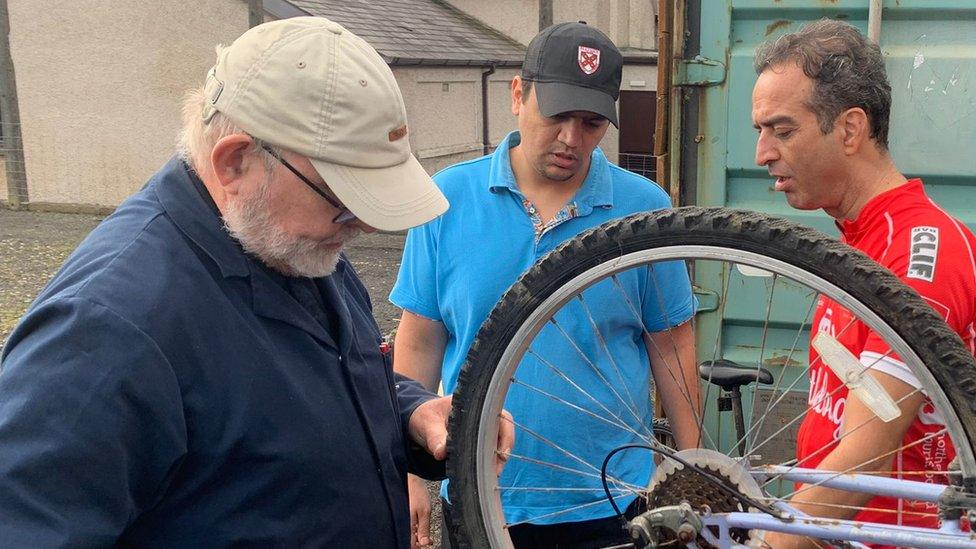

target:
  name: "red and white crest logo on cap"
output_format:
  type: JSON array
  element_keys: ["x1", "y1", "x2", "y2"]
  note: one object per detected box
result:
[{"x1": 578, "y1": 46, "x2": 600, "y2": 75}]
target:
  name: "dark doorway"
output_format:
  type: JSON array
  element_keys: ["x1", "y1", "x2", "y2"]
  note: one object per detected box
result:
[{"x1": 617, "y1": 90, "x2": 657, "y2": 182}]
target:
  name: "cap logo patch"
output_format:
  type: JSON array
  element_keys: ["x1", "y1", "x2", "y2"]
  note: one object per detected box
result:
[
  {"x1": 388, "y1": 125, "x2": 408, "y2": 142},
  {"x1": 578, "y1": 46, "x2": 601, "y2": 75}
]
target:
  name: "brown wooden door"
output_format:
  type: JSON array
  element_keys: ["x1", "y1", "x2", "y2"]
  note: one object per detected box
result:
[{"x1": 618, "y1": 90, "x2": 657, "y2": 181}]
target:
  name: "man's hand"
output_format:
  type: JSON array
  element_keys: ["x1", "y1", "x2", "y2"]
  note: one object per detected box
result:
[
  {"x1": 407, "y1": 474, "x2": 433, "y2": 548},
  {"x1": 407, "y1": 395, "x2": 515, "y2": 475},
  {"x1": 408, "y1": 396, "x2": 453, "y2": 460}
]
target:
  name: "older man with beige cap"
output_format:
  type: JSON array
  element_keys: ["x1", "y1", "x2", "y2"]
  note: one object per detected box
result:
[{"x1": 0, "y1": 17, "x2": 510, "y2": 547}]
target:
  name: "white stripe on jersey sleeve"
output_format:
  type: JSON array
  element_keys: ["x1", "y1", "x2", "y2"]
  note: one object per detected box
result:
[{"x1": 860, "y1": 350, "x2": 922, "y2": 390}]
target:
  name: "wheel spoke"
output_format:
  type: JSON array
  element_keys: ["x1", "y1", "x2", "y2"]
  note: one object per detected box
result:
[
  {"x1": 745, "y1": 289, "x2": 817, "y2": 454},
  {"x1": 696, "y1": 264, "x2": 734, "y2": 451},
  {"x1": 575, "y1": 292, "x2": 651, "y2": 434},
  {"x1": 611, "y1": 273, "x2": 715, "y2": 450},
  {"x1": 780, "y1": 424, "x2": 945, "y2": 502},
  {"x1": 501, "y1": 451, "x2": 642, "y2": 488},
  {"x1": 506, "y1": 416, "x2": 642, "y2": 489},
  {"x1": 645, "y1": 266, "x2": 705, "y2": 442},
  {"x1": 546, "y1": 316, "x2": 650, "y2": 430},
  {"x1": 503, "y1": 498, "x2": 631, "y2": 529},
  {"x1": 510, "y1": 376, "x2": 654, "y2": 443},
  {"x1": 738, "y1": 315, "x2": 860, "y2": 460},
  {"x1": 760, "y1": 346, "x2": 903, "y2": 475},
  {"x1": 737, "y1": 272, "x2": 778, "y2": 457}
]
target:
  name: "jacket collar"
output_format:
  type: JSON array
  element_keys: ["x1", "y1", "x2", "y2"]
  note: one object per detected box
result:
[
  {"x1": 247, "y1": 257, "x2": 353, "y2": 353},
  {"x1": 152, "y1": 156, "x2": 352, "y2": 353},
  {"x1": 152, "y1": 156, "x2": 250, "y2": 279}
]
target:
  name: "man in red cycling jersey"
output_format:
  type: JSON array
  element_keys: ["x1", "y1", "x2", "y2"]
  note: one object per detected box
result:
[{"x1": 751, "y1": 18, "x2": 976, "y2": 548}]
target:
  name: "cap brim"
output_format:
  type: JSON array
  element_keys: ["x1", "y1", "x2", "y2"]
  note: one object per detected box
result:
[
  {"x1": 310, "y1": 154, "x2": 448, "y2": 232},
  {"x1": 534, "y1": 81, "x2": 619, "y2": 127}
]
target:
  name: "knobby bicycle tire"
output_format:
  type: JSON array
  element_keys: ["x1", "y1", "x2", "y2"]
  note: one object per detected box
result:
[{"x1": 446, "y1": 207, "x2": 976, "y2": 548}]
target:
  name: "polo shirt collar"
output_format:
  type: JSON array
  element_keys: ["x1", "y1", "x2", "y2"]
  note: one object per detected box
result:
[
  {"x1": 153, "y1": 156, "x2": 250, "y2": 278},
  {"x1": 486, "y1": 131, "x2": 614, "y2": 212}
]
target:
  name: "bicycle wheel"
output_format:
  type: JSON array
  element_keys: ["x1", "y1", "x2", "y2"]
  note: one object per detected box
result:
[{"x1": 447, "y1": 207, "x2": 976, "y2": 548}]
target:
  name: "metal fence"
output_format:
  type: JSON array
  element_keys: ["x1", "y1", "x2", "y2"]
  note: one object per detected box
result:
[
  {"x1": 0, "y1": 119, "x2": 27, "y2": 208},
  {"x1": 618, "y1": 152, "x2": 657, "y2": 182}
]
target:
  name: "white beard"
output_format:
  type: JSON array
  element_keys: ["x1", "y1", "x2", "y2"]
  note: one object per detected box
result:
[{"x1": 222, "y1": 176, "x2": 360, "y2": 278}]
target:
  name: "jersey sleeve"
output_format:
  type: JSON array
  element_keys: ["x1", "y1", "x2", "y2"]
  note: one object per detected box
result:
[
  {"x1": 860, "y1": 220, "x2": 976, "y2": 388},
  {"x1": 389, "y1": 217, "x2": 443, "y2": 322},
  {"x1": 0, "y1": 297, "x2": 187, "y2": 546}
]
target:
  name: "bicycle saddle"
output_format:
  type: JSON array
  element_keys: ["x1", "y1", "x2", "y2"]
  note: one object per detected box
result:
[{"x1": 698, "y1": 359, "x2": 773, "y2": 389}]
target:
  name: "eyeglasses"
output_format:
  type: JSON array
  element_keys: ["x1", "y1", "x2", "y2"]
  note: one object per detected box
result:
[{"x1": 261, "y1": 144, "x2": 358, "y2": 224}]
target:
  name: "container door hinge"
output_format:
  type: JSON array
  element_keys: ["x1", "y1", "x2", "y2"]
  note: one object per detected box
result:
[
  {"x1": 693, "y1": 285, "x2": 719, "y2": 313},
  {"x1": 675, "y1": 56, "x2": 726, "y2": 87}
]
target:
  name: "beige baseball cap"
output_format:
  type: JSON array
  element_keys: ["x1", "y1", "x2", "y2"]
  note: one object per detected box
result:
[{"x1": 201, "y1": 16, "x2": 448, "y2": 231}]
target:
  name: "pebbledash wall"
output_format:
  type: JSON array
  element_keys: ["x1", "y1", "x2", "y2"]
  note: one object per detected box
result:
[
  {"x1": 4, "y1": 0, "x2": 249, "y2": 210},
  {"x1": 3, "y1": 0, "x2": 657, "y2": 211},
  {"x1": 394, "y1": 65, "x2": 520, "y2": 176}
]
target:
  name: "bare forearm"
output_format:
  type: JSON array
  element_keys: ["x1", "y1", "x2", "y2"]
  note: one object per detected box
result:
[
  {"x1": 787, "y1": 372, "x2": 923, "y2": 520},
  {"x1": 393, "y1": 310, "x2": 448, "y2": 391},
  {"x1": 647, "y1": 322, "x2": 702, "y2": 449},
  {"x1": 787, "y1": 440, "x2": 894, "y2": 519}
]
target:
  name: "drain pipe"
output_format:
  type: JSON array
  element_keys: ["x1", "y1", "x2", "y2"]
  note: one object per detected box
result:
[
  {"x1": 481, "y1": 64, "x2": 496, "y2": 155},
  {"x1": 247, "y1": 0, "x2": 263, "y2": 28},
  {"x1": 539, "y1": 0, "x2": 553, "y2": 30},
  {"x1": 868, "y1": 0, "x2": 883, "y2": 44},
  {"x1": 654, "y1": 0, "x2": 674, "y2": 199}
]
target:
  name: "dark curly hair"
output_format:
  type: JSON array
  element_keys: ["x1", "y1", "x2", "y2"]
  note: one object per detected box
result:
[{"x1": 754, "y1": 18, "x2": 892, "y2": 149}]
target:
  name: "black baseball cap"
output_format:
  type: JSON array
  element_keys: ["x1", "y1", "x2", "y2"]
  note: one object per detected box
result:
[{"x1": 522, "y1": 21, "x2": 623, "y2": 127}]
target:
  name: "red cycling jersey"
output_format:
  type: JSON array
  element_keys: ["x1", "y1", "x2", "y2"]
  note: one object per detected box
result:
[{"x1": 796, "y1": 179, "x2": 976, "y2": 531}]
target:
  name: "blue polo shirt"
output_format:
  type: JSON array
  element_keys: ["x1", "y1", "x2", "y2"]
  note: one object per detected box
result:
[{"x1": 391, "y1": 131, "x2": 696, "y2": 524}]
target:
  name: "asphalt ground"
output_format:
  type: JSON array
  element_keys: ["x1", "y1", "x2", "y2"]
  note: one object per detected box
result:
[
  {"x1": 0, "y1": 206, "x2": 445, "y2": 545},
  {"x1": 0, "y1": 209, "x2": 104, "y2": 350}
]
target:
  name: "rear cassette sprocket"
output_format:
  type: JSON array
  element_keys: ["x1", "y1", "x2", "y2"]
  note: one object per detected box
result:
[{"x1": 643, "y1": 449, "x2": 765, "y2": 546}]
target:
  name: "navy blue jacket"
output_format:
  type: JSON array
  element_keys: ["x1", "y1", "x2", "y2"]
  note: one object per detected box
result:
[{"x1": 0, "y1": 157, "x2": 441, "y2": 547}]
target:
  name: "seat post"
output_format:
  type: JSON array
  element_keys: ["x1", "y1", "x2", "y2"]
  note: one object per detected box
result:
[{"x1": 730, "y1": 386, "x2": 747, "y2": 457}]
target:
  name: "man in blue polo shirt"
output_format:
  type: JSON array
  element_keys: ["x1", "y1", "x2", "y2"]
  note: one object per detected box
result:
[{"x1": 391, "y1": 22, "x2": 701, "y2": 548}]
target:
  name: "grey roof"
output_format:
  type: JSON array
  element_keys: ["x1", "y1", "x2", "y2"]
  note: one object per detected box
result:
[{"x1": 273, "y1": 0, "x2": 525, "y2": 66}]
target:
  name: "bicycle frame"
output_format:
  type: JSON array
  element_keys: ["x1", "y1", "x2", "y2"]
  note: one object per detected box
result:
[
  {"x1": 701, "y1": 512, "x2": 972, "y2": 549},
  {"x1": 690, "y1": 467, "x2": 976, "y2": 548}
]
